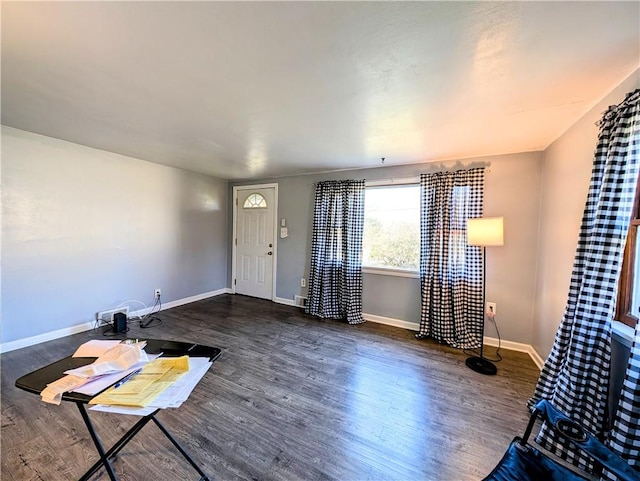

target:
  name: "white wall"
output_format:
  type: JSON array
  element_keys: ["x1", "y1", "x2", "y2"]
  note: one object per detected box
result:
[
  {"x1": 533, "y1": 68, "x2": 640, "y2": 358},
  {"x1": 1, "y1": 127, "x2": 228, "y2": 345}
]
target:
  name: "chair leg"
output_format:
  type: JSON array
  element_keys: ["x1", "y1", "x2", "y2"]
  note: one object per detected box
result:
[{"x1": 520, "y1": 407, "x2": 541, "y2": 445}]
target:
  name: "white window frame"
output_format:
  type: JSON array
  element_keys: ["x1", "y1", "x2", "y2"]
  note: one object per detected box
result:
[{"x1": 362, "y1": 177, "x2": 421, "y2": 278}]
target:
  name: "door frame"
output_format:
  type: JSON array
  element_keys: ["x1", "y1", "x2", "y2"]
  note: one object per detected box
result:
[{"x1": 232, "y1": 183, "x2": 279, "y2": 300}]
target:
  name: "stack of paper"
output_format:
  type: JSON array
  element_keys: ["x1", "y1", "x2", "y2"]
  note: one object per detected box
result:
[
  {"x1": 40, "y1": 340, "x2": 151, "y2": 405},
  {"x1": 89, "y1": 356, "x2": 190, "y2": 408},
  {"x1": 41, "y1": 375, "x2": 91, "y2": 405},
  {"x1": 40, "y1": 340, "x2": 213, "y2": 414},
  {"x1": 72, "y1": 354, "x2": 161, "y2": 396},
  {"x1": 66, "y1": 343, "x2": 148, "y2": 378},
  {"x1": 90, "y1": 357, "x2": 213, "y2": 416}
]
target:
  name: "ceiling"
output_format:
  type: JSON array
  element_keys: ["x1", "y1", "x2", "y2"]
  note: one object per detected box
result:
[{"x1": 2, "y1": 2, "x2": 639, "y2": 181}]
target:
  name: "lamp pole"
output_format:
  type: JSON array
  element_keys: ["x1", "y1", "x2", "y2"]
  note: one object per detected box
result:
[
  {"x1": 465, "y1": 216, "x2": 503, "y2": 375},
  {"x1": 465, "y1": 245, "x2": 496, "y2": 375}
]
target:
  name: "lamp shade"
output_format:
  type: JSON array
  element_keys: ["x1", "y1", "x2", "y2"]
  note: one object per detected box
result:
[{"x1": 467, "y1": 217, "x2": 504, "y2": 246}]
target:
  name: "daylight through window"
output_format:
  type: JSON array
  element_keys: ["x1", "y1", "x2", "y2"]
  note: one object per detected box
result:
[
  {"x1": 362, "y1": 184, "x2": 420, "y2": 271},
  {"x1": 243, "y1": 193, "x2": 267, "y2": 209}
]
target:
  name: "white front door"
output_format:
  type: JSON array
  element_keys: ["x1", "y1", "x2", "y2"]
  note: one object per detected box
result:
[{"x1": 234, "y1": 186, "x2": 276, "y2": 300}]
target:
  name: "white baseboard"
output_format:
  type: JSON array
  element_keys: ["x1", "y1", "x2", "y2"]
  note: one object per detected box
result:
[
  {"x1": 0, "y1": 288, "x2": 230, "y2": 354},
  {"x1": 484, "y1": 336, "x2": 545, "y2": 370},
  {"x1": 0, "y1": 321, "x2": 98, "y2": 354},
  {"x1": 363, "y1": 312, "x2": 420, "y2": 331},
  {"x1": 528, "y1": 349, "x2": 545, "y2": 370},
  {"x1": 363, "y1": 313, "x2": 545, "y2": 370},
  {"x1": 129, "y1": 288, "x2": 230, "y2": 318},
  {"x1": 274, "y1": 296, "x2": 297, "y2": 307}
]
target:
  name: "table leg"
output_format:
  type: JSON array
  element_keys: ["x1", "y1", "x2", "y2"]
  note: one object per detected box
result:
[
  {"x1": 75, "y1": 405, "x2": 210, "y2": 481},
  {"x1": 151, "y1": 415, "x2": 210, "y2": 480},
  {"x1": 75, "y1": 402, "x2": 119, "y2": 481},
  {"x1": 78, "y1": 411, "x2": 157, "y2": 481}
]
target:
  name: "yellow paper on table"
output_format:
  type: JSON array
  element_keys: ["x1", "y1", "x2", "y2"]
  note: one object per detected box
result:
[{"x1": 89, "y1": 356, "x2": 190, "y2": 407}]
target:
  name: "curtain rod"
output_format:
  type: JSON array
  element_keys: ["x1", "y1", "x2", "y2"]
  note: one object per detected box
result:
[
  {"x1": 365, "y1": 168, "x2": 490, "y2": 187},
  {"x1": 365, "y1": 177, "x2": 420, "y2": 187},
  {"x1": 312, "y1": 167, "x2": 490, "y2": 187}
]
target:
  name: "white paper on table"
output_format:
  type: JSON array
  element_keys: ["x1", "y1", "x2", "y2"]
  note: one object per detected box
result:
[
  {"x1": 72, "y1": 340, "x2": 122, "y2": 358},
  {"x1": 41, "y1": 375, "x2": 89, "y2": 405},
  {"x1": 88, "y1": 357, "x2": 212, "y2": 414},
  {"x1": 147, "y1": 358, "x2": 212, "y2": 409},
  {"x1": 89, "y1": 404, "x2": 157, "y2": 416},
  {"x1": 72, "y1": 353, "x2": 162, "y2": 396},
  {"x1": 64, "y1": 344, "x2": 148, "y2": 378}
]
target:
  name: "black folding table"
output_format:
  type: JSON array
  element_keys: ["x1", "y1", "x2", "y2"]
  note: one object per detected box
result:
[{"x1": 15, "y1": 339, "x2": 221, "y2": 481}]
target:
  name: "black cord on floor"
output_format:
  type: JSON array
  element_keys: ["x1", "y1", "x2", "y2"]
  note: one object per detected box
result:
[
  {"x1": 140, "y1": 316, "x2": 162, "y2": 329},
  {"x1": 102, "y1": 324, "x2": 130, "y2": 336},
  {"x1": 140, "y1": 298, "x2": 162, "y2": 329}
]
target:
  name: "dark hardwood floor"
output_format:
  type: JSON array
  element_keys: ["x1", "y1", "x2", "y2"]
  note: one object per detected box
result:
[{"x1": 1, "y1": 294, "x2": 540, "y2": 480}]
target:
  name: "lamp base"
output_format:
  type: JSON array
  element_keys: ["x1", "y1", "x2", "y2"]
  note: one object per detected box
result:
[{"x1": 466, "y1": 356, "x2": 497, "y2": 375}]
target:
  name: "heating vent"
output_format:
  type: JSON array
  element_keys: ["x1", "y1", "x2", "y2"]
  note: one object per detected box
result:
[{"x1": 294, "y1": 295, "x2": 308, "y2": 308}]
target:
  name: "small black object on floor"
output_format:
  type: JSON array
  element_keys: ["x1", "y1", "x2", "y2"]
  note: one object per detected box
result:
[{"x1": 466, "y1": 355, "x2": 497, "y2": 375}]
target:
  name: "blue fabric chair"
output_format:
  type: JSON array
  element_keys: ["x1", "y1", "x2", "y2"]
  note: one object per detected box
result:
[{"x1": 483, "y1": 400, "x2": 640, "y2": 481}]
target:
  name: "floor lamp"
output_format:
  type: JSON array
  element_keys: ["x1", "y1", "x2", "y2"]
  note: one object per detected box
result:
[{"x1": 465, "y1": 216, "x2": 504, "y2": 375}]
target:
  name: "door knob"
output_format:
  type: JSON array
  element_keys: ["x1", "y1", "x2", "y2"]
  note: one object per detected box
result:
[{"x1": 267, "y1": 251, "x2": 273, "y2": 255}]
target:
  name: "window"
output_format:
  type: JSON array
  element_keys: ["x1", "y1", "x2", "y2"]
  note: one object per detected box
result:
[
  {"x1": 616, "y1": 172, "x2": 640, "y2": 327},
  {"x1": 243, "y1": 193, "x2": 267, "y2": 209},
  {"x1": 449, "y1": 185, "x2": 471, "y2": 270},
  {"x1": 362, "y1": 184, "x2": 420, "y2": 272}
]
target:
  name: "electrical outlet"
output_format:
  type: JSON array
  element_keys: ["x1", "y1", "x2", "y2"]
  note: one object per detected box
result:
[
  {"x1": 301, "y1": 278, "x2": 306, "y2": 288},
  {"x1": 486, "y1": 302, "x2": 497, "y2": 316},
  {"x1": 155, "y1": 288, "x2": 161, "y2": 299},
  {"x1": 96, "y1": 306, "x2": 129, "y2": 325}
]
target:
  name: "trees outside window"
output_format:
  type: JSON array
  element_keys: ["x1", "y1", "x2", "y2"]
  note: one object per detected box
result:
[{"x1": 362, "y1": 185, "x2": 420, "y2": 271}]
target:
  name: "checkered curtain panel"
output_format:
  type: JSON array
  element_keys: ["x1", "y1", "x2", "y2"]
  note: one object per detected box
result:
[
  {"x1": 603, "y1": 90, "x2": 640, "y2": 480},
  {"x1": 417, "y1": 168, "x2": 484, "y2": 348},
  {"x1": 527, "y1": 89, "x2": 640, "y2": 475},
  {"x1": 606, "y1": 325, "x2": 640, "y2": 480},
  {"x1": 306, "y1": 180, "x2": 366, "y2": 325}
]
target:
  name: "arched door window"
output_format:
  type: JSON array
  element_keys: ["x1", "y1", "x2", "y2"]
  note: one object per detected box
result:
[{"x1": 243, "y1": 193, "x2": 267, "y2": 209}]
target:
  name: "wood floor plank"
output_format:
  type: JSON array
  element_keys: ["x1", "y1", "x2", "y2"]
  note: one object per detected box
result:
[{"x1": 1, "y1": 294, "x2": 540, "y2": 480}]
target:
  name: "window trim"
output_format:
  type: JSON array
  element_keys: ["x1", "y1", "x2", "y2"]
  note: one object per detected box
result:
[
  {"x1": 363, "y1": 266, "x2": 419, "y2": 278},
  {"x1": 365, "y1": 176, "x2": 420, "y2": 187},
  {"x1": 615, "y1": 171, "x2": 640, "y2": 328},
  {"x1": 612, "y1": 321, "x2": 635, "y2": 348}
]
